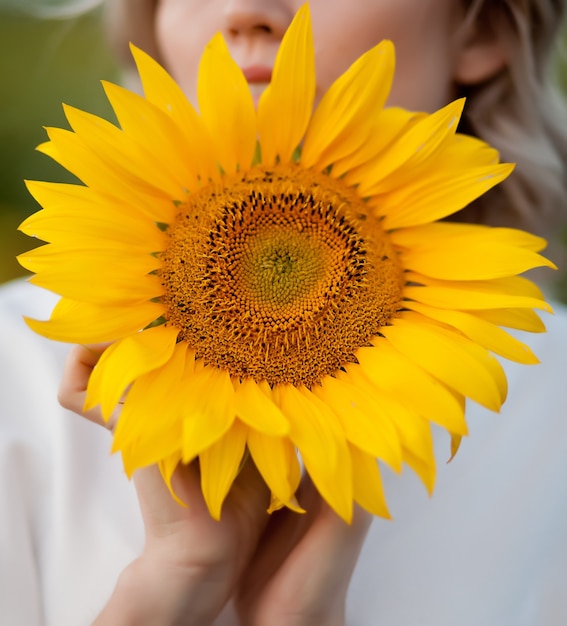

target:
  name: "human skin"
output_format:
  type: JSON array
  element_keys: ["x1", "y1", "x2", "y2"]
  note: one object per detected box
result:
[
  {"x1": 154, "y1": 0, "x2": 505, "y2": 113},
  {"x1": 59, "y1": 1, "x2": 508, "y2": 623}
]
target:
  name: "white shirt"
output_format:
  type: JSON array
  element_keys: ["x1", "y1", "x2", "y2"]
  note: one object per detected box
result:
[{"x1": 1, "y1": 279, "x2": 566, "y2": 626}]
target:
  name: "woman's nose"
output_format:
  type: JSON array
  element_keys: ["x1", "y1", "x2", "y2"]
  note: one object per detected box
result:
[{"x1": 223, "y1": 0, "x2": 293, "y2": 40}]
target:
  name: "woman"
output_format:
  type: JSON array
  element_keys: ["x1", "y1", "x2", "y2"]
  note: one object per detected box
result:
[{"x1": 1, "y1": 0, "x2": 567, "y2": 624}]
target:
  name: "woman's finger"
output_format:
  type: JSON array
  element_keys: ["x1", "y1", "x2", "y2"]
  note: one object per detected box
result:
[
  {"x1": 58, "y1": 343, "x2": 117, "y2": 430},
  {"x1": 237, "y1": 475, "x2": 372, "y2": 625}
]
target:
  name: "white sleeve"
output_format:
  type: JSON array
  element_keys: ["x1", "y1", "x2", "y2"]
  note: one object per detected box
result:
[
  {"x1": 0, "y1": 295, "x2": 55, "y2": 626},
  {"x1": 0, "y1": 281, "x2": 145, "y2": 626},
  {"x1": 0, "y1": 430, "x2": 45, "y2": 626}
]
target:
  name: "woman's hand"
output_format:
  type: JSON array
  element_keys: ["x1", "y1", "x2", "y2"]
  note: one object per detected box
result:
[
  {"x1": 235, "y1": 479, "x2": 371, "y2": 626},
  {"x1": 59, "y1": 344, "x2": 371, "y2": 626}
]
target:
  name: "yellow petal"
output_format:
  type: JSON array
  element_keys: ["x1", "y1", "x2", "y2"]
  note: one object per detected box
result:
[
  {"x1": 355, "y1": 340, "x2": 467, "y2": 435},
  {"x1": 381, "y1": 312, "x2": 507, "y2": 411},
  {"x1": 63, "y1": 103, "x2": 189, "y2": 200},
  {"x1": 21, "y1": 183, "x2": 166, "y2": 251},
  {"x1": 404, "y1": 272, "x2": 552, "y2": 313},
  {"x1": 274, "y1": 385, "x2": 338, "y2": 468},
  {"x1": 120, "y1": 417, "x2": 182, "y2": 478},
  {"x1": 402, "y1": 447, "x2": 436, "y2": 495},
  {"x1": 394, "y1": 223, "x2": 556, "y2": 280},
  {"x1": 180, "y1": 364, "x2": 236, "y2": 463},
  {"x1": 158, "y1": 451, "x2": 187, "y2": 507},
  {"x1": 130, "y1": 43, "x2": 219, "y2": 182},
  {"x1": 27, "y1": 272, "x2": 162, "y2": 308},
  {"x1": 257, "y1": 4, "x2": 315, "y2": 164},
  {"x1": 102, "y1": 80, "x2": 199, "y2": 195},
  {"x1": 24, "y1": 297, "x2": 164, "y2": 344},
  {"x1": 405, "y1": 301, "x2": 539, "y2": 364},
  {"x1": 338, "y1": 108, "x2": 424, "y2": 181},
  {"x1": 247, "y1": 430, "x2": 303, "y2": 513},
  {"x1": 19, "y1": 245, "x2": 162, "y2": 305},
  {"x1": 38, "y1": 128, "x2": 175, "y2": 219},
  {"x1": 274, "y1": 384, "x2": 353, "y2": 522},
  {"x1": 430, "y1": 133, "x2": 502, "y2": 169},
  {"x1": 200, "y1": 420, "x2": 248, "y2": 520},
  {"x1": 355, "y1": 99, "x2": 465, "y2": 197},
  {"x1": 360, "y1": 387, "x2": 436, "y2": 493},
  {"x1": 85, "y1": 325, "x2": 180, "y2": 418},
  {"x1": 198, "y1": 33, "x2": 256, "y2": 174},
  {"x1": 347, "y1": 375, "x2": 436, "y2": 468},
  {"x1": 301, "y1": 40, "x2": 395, "y2": 170},
  {"x1": 370, "y1": 131, "x2": 507, "y2": 197},
  {"x1": 448, "y1": 433, "x2": 463, "y2": 463},
  {"x1": 314, "y1": 374, "x2": 403, "y2": 472},
  {"x1": 113, "y1": 342, "x2": 189, "y2": 453},
  {"x1": 393, "y1": 221, "x2": 550, "y2": 251},
  {"x1": 233, "y1": 378, "x2": 289, "y2": 436},
  {"x1": 349, "y1": 443, "x2": 391, "y2": 518},
  {"x1": 473, "y1": 307, "x2": 546, "y2": 333},
  {"x1": 378, "y1": 163, "x2": 513, "y2": 229},
  {"x1": 19, "y1": 243, "x2": 158, "y2": 275}
]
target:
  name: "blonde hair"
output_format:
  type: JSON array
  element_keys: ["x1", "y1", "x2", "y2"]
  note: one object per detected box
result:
[
  {"x1": 105, "y1": 0, "x2": 567, "y2": 264},
  {"x1": 457, "y1": 0, "x2": 567, "y2": 257}
]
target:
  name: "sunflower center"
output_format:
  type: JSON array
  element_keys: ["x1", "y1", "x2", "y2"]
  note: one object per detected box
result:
[
  {"x1": 241, "y1": 226, "x2": 324, "y2": 306},
  {"x1": 159, "y1": 164, "x2": 404, "y2": 387}
]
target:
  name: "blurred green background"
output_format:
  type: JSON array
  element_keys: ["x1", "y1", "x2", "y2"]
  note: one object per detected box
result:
[{"x1": 0, "y1": 1, "x2": 119, "y2": 284}]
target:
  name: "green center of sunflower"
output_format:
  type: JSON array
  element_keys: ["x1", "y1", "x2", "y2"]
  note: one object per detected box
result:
[
  {"x1": 159, "y1": 164, "x2": 404, "y2": 387},
  {"x1": 241, "y1": 226, "x2": 324, "y2": 308}
]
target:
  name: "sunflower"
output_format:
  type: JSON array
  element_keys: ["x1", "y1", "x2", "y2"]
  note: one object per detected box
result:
[{"x1": 19, "y1": 5, "x2": 554, "y2": 523}]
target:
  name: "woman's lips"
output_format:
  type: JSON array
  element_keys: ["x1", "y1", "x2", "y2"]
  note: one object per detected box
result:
[
  {"x1": 242, "y1": 66, "x2": 272, "y2": 105},
  {"x1": 241, "y1": 65, "x2": 273, "y2": 84}
]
